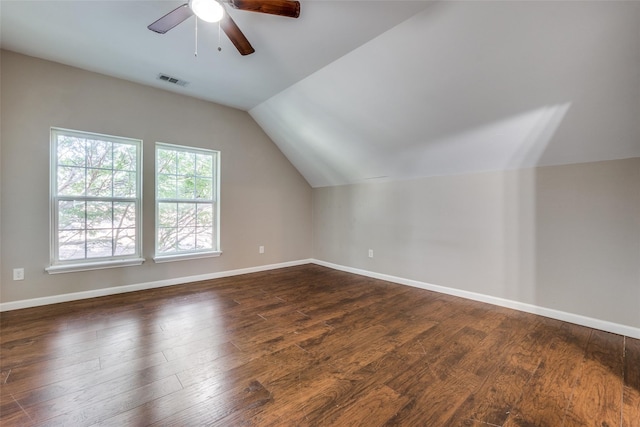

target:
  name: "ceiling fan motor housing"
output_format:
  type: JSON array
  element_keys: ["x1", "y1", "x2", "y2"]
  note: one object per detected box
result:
[{"x1": 148, "y1": 0, "x2": 301, "y2": 55}]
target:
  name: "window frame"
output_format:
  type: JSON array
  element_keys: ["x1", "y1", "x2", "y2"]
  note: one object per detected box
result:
[
  {"x1": 46, "y1": 127, "x2": 144, "y2": 274},
  {"x1": 153, "y1": 142, "x2": 221, "y2": 263}
]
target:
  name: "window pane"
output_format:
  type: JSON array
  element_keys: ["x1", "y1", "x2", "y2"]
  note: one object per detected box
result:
[
  {"x1": 114, "y1": 143, "x2": 137, "y2": 171},
  {"x1": 113, "y1": 202, "x2": 136, "y2": 228},
  {"x1": 158, "y1": 174, "x2": 177, "y2": 199},
  {"x1": 196, "y1": 229, "x2": 213, "y2": 250},
  {"x1": 196, "y1": 154, "x2": 212, "y2": 177},
  {"x1": 86, "y1": 169, "x2": 113, "y2": 197},
  {"x1": 57, "y1": 166, "x2": 85, "y2": 196},
  {"x1": 177, "y1": 151, "x2": 196, "y2": 176},
  {"x1": 59, "y1": 200, "x2": 85, "y2": 230},
  {"x1": 87, "y1": 229, "x2": 113, "y2": 258},
  {"x1": 158, "y1": 203, "x2": 177, "y2": 227},
  {"x1": 178, "y1": 203, "x2": 197, "y2": 227},
  {"x1": 113, "y1": 171, "x2": 136, "y2": 198},
  {"x1": 177, "y1": 175, "x2": 195, "y2": 200},
  {"x1": 157, "y1": 149, "x2": 177, "y2": 174},
  {"x1": 195, "y1": 177, "x2": 212, "y2": 199},
  {"x1": 177, "y1": 227, "x2": 196, "y2": 251},
  {"x1": 87, "y1": 139, "x2": 113, "y2": 169},
  {"x1": 196, "y1": 204, "x2": 213, "y2": 227},
  {"x1": 115, "y1": 229, "x2": 136, "y2": 256},
  {"x1": 58, "y1": 136, "x2": 86, "y2": 166},
  {"x1": 86, "y1": 201, "x2": 113, "y2": 230},
  {"x1": 158, "y1": 227, "x2": 177, "y2": 253},
  {"x1": 58, "y1": 230, "x2": 85, "y2": 260}
]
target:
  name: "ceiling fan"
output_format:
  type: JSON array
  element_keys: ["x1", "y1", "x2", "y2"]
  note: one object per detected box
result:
[{"x1": 148, "y1": 0, "x2": 300, "y2": 56}]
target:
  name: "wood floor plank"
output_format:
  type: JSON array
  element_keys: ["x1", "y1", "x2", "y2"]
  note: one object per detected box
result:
[
  {"x1": 2, "y1": 358, "x2": 101, "y2": 390},
  {"x1": 384, "y1": 362, "x2": 483, "y2": 426},
  {"x1": 238, "y1": 370, "x2": 356, "y2": 426},
  {"x1": 623, "y1": 337, "x2": 640, "y2": 427},
  {"x1": 38, "y1": 375, "x2": 183, "y2": 427},
  {"x1": 0, "y1": 392, "x2": 27, "y2": 422},
  {"x1": 98, "y1": 343, "x2": 286, "y2": 427},
  {"x1": 623, "y1": 387, "x2": 640, "y2": 427},
  {"x1": 330, "y1": 384, "x2": 410, "y2": 427},
  {"x1": 564, "y1": 330, "x2": 624, "y2": 426},
  {"x1": 503, "y1": 320, "x2": 592, "y2": 427},
  {"x1": 444, "y1": 316, "x2": 545, "y2": 426},
  {"x1": 0, "y1": 264, "x2": 636, "y2": 426},
  {"x1": 276, "y1": 324, "x2": 441, "y2": 425},
  {"x1": 151, "y1": 379, "x2": 272, "y2": 426},
  {"x1": 4, "y1": 352, "x2": 168, "y2": 410}
]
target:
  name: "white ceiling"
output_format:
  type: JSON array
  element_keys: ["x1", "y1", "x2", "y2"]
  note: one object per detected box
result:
[
  {"x1": 0, "y1": 0, "x2": 429, "y2": 110},
  {"x1": 2, "y1": 1, "x2": 640, "y2": 187}
]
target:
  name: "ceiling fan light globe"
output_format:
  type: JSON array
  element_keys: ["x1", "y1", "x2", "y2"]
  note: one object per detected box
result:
[{"x1": 190, "y1": 0, "x2": 224, "y2": 22}]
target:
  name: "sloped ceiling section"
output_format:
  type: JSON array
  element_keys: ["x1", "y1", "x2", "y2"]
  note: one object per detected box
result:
[{"x1": 250, "y1": 1, "x2": 640, "y2": 188}]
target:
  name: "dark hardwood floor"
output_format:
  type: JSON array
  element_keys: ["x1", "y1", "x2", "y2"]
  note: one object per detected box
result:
[{"x1": 1, "y1": 264, "x2": 638, "y2": 426}]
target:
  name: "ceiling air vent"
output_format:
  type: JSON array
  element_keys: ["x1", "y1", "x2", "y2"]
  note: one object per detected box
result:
[{"x1": 157, "y1": 73, "x2": 189, "y2": 87}]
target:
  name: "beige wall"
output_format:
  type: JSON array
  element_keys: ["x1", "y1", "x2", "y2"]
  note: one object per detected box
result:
[
  {"x1": 2, "y1": 50, "x2": 638, "y2": 333},
  {"x1": 313, "y1": 158, "x2": 640, "y2": 328},
  {"x1": 0, "y1": 50, "x2": 312, "y2": 303}
]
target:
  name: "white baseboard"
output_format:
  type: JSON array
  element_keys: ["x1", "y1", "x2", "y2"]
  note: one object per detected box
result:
[
  {"x1": 0, "y1": 259, "x2": 312, "y2": 312},
  {"x1": 311, "y1": 259, "x2": 640, "y2": 340},
  {"x1": 3, "y1": 258, "x2": 638, "y2": 340}
]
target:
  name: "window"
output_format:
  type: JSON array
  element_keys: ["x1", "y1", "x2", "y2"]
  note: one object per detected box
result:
[
  {"x1": 47, "y1": 128, "x2": 143, "y2": 273},
  {"x1": 155, "y1": 143, "x2": 220, "y2": 261}
]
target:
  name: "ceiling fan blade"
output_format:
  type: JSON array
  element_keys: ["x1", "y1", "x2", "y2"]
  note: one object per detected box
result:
[
  {"x1": 227, "y1": 0, "x2": 300, "y2": 18},
  {"x1": 220, "y1": 14, "x2": 255, "y2": 56},
  {"x1": 148, "y1": 4, "x2": 193, "y2": 34}
]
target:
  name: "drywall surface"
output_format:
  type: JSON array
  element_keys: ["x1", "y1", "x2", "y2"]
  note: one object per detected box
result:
[
  {"x1": 253, "y1": 1, "x2": 640, "y2": 188},
  {"x1": 313, "y1": 158, "x2": 640, "y2": 328},
  {"x1": 0, "y1": 50, "x2": 312, "y2": 303}
]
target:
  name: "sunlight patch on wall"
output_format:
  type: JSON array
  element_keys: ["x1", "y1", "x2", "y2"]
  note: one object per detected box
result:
[{"x1": 392, "y1": 103, "x2": 572, "y2": 180}]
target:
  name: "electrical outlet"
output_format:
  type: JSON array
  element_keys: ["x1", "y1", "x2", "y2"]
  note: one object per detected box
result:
[
  {"x1": 13, "y1": 268, "x2": 24, "y2": 281},
  {"x1": 368, "y1": 249, "x2": 374, "y2": 258},
  {"x1": 259, "y1": 245, "x2": 265, "y2": 254}
]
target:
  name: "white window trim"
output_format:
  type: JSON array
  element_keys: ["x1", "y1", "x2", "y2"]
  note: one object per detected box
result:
[
  {"x1": 48, "y1": 127, "x2": 144, "y2": 273},
  {"x1": 153, "y1": 251, "x2": 222, "y2": 264},
  {"x1": 45, "y1": 258, "x2": 145, "y2": 274},
  {"x1": 154, "y1": 142, "x2": 221, "y2": 261}
]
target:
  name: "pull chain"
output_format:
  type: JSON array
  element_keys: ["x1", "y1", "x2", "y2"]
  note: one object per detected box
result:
[
  {"x1": 217, "y1": 20, "x2": 222, "y2": 52},
  {"x1": 194, "y1": 17, "x2": 198, "y2": 57}
]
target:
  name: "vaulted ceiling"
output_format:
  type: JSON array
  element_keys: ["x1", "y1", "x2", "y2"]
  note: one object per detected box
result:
[{"x1": 2, "y1": 1, "x2": 639, "y2": 187}]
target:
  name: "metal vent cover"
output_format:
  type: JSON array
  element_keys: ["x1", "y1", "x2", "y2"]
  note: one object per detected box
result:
[{"x1": 157, "y1": 73, "x2": 189, "y2": 87}]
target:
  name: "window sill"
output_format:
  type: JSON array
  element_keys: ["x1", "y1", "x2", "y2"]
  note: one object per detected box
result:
[
  {"x1": 46, "y1": 258, "x2": 146, "y2": 274},
  {"x1": 153, "y1": 251, "x2": 222, "y2": 263}
]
